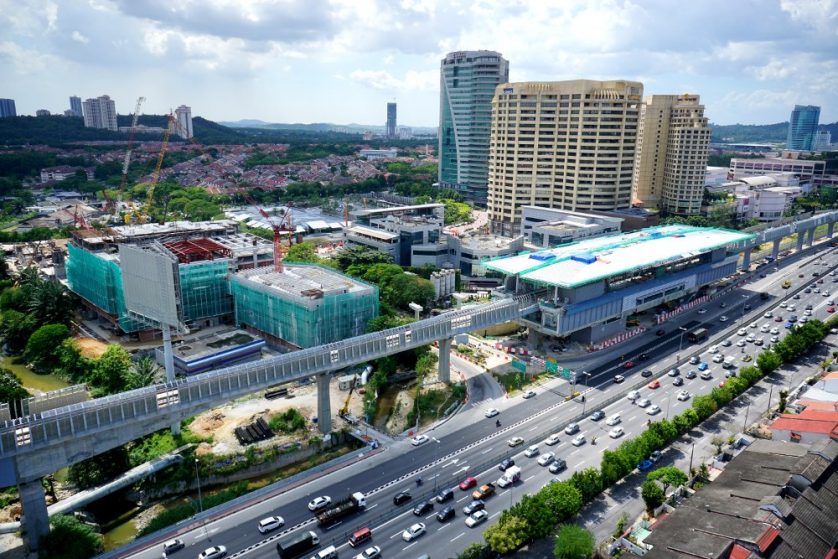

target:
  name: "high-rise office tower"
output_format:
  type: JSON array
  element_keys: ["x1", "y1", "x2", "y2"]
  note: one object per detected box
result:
[
  {"x1": 82, "y1": 95, "x2": 118, "y2": 131},
  {"x1": 386, "y1": 102, "x2": 397, "y2": 139},
  {"x1": 69, "y1": 95, "x2": 83, "y2": 117},
  {"x1": 487, "y1": 80, "x2": 643, "y2": 236},
  {"x1": 786, "y1": 105, "x2": 820, "y2": 151},
  {"x1": 0, "y1": 99, "x2": 16, "y2": 118},
  {"x1": 175, "y1": 105, "x2": 194, "y2": 139},
  {"x1": 632, "y1": 94, "x2": 711, "y2": 215},
  {"x1": 439, "y1": 50, "x2": 509, "y2": 205},
  {"x1": 814, "y1": 130, "x2": 831, "y2": 151}
]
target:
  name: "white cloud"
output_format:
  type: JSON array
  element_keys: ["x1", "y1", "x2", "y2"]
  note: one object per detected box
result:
[
  {"x1": 349, "y1": 68, "x2": 437, "y2": 91},
  {"x1": 0, "y1": 40, "x2": 59, "y2": 74},
  {"x1": 71, "y1": 30, "x2": 89, "y2": 44}
]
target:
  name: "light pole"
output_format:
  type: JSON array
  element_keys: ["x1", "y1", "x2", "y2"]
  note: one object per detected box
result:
[
  {"x1": 677, "y1": 326, "x2": 688, "y2": 359},
  {"x1": 194, "y1": 458, "x2": 203, "y2": 514},
  {"x1": 581, "y1": 371, "x2": 590, "y2": 414},
  {"x1": 743, "y1": 402, "x2": 750, "y2": 433}
]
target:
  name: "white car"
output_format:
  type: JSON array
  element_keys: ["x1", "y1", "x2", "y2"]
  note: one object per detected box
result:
[
  {"x1": 708, "y1": 345, "x2": 719, "y2": 353},
  {"x1": 824, "y1": 290, "x2": 831, "y2": 297},
  {"x1": 787, "y1": 304, "x2": 796, "y2": 311},
  {"x1": 308, "y1": 496, "x2": 332, "y2": 512},
  {"x1": 465, "y1": 510, "x2": 489, "y2": 528},
  {"x1": 545, "y1": 433, "x2": 561, "y2": 446},
  {"x1": 736, "y1": 339, "x2": 747, "y2": 347},
  {"x1": 257, "y1": 516, "x2": 284, "y2": 534},
  {"x1": 780, "y1": 301, "x2": 788, "y2": 308},
  {"x1": 719, "y1": 315, "x2": 728, "y2": 322},
  {"x1": 402, "y1": 522, "x2": 426, "y2": 541},
  {"x1": 770, "y1": 327, "x2": 779, "y2": 335},
  {"x1": 760, "y1": 324, "x2": 770, "y2": 332},
  {"x1": 198, "y1": 547, "x2": 227, "y2": 559},
  {"x1": 754, "y1": 338, "x2": 764, "y2": 346},
  {"x1": 354, "y1": 546, "x2": 382, "y2": 559},
  {"x1": 804, "y1": 309, "x2": 812, "y2": 316},
  {"x1": 411, "y1": 434, "x2": 429, "y2": 446},
  {"x1": 746, "y1": 335, "x2": 755, "y2": 343},
  {"x1": 609, "y1": 426, "x2": 624, "y2": 438},
  {"x1": 484, "y1": 408, "x2": 499, "y2": 418},
  {"x1": 697, "y1": 308, "x2": 707, "y2": 314},
  {"x1": 627, "y1": 390, "x2": 640, "y2": 401},
  {"x1": 713, "y1": 354, "x2": 724, "y2": 363},
  {"x1": 636, "y1": 398, "x2": 651, "y2": 408},
  {"x1": 571, "y1": 434, "x2": 586, "y2": 446},
  {"x1": 646, "y1": 404, "x2": 661, "y2": 415},
  {"x1": 522, "y1": 390, "x2": 536, "y2": 399},
  {"x1": 737, "y1": 328, "x2": 747, "y2": 336},
  {"x1": 524, "y1": 445, "x2": 539, "y2": 457},
  {"x1": 770, "y1": 336, "x2": 780, "y2": 343},
  {"x1": 700, "y1": 370, "x2": 713, "y2": 380},
  {"x1": 606, "y1": 413, "x2": 621, "y2": 426},
  {"x1": 763, "y1": 311, "x2": 773, "y2": 318},
  {"x1": 677, "y1": 390, "x2": 691, "y2": 401},
  {"x1": 537, "y1": 452, "x2": 556, "y2": 466},
  {"x1": 749, "y1": 322, "x2": 758, "y2": 329},
  {"x1": 564, "y1": 423, "x2": 580, "y2": 435},
  {"x1": 814, "y1": 287, "x2": 820, "y2": 293}
]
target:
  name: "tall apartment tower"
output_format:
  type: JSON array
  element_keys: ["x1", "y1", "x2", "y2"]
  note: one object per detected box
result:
[
  {"x1": 386, "y1": 102, "x2": 397, "y2": 139},
  {"x1": 0, "y1": 99, "x2": 16, "y2": 118},
  {"x1": 487, "y1": 80, "x2": 643, "y2": 236},
  {"x1": 786, "y1": 105, "x2": 820, "y2": 151},
  {"x1": 175, "y1": 105, "x2": 194, "y2": 139},
  {"x1": 632, "y1": 94, "x2": 711, "y2": 215},
  {"x1": 69, "y1": 95, "x2": 83, "y2": 117},
  {"x1": 82, "y1": 95, "x2": 118, "y2": 131},
  {"x1": 439, "y1": 50, "x2": 509, "y2": 205}
]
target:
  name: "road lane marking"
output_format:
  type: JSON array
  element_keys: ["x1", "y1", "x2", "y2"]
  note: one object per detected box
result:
[
  {"x1": 451, "y1": 532, "x2": 465, "y2": 542},
  {"x1": 490, "y1": 511, "x2": 502, "y2": 519},
  {"x1": 481, "y1": 447, "x2": 494, "y2": 455},
  {"x1": 402, "y1": 542, "x2": 417, "y2": 550},
  {"x1": 524, "y1": 475, "x2": 535, "y2": 482}
]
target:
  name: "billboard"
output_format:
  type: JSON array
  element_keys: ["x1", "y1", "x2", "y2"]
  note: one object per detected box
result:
[{"x1": 119, "y1": 244, "x2": 180, "y2": 327}]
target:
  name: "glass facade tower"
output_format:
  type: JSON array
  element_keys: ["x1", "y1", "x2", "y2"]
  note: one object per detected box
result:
[{"x1": 786, "y1": 105, "x2": 820, "y2": 151}]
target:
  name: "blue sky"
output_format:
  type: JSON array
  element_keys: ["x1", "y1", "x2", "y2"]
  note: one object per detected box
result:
[{"x1": 1, "y1": 0, "x2": 836, "y2": 127}]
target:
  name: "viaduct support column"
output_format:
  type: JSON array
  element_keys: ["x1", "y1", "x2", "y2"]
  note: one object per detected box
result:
[
  {"x1": 772, "y1": 239, "x2": 781, "y2": 261},
  {"x1": 316, "y1": 373, "x2": 331, "y2": 435},
  {"x1": 829, "y1": 221, "x2": 835, "y2": 239},
  {"x1": 438, "y1": 337, "x2": 452, "y2": 384},
  {"x1": 19, "y1": 477, "x2": 49, "y2": 552},
  {"x1": 807, "y1": 227, "x2": 815, "y2": 247},
  {"x1": 797, "y1": 232, "x2": 805, "y2": 252},
  {"x1": 742, "y1": 248, "x2": 752, "y2": 270},
  {"x1": 162, "y1": 325, "x2": 179, "y2": 435}
]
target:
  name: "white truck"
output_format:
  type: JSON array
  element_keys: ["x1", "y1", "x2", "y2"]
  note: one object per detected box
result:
[
  {"x1": 497, "y1": 465, "x2": 521, "y2": 488},
  {"x1": 723, "y1": 355, "x2": 736, "y2": 369}
]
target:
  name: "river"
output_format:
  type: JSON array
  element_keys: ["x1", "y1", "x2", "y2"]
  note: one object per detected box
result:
[{"x1": 1, "y1": 355, "x2": 69, "y2": 394}]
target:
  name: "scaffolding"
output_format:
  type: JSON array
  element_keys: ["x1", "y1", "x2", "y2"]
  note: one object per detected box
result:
[
  {"x1": 229, "y1": 265, "x2": 379, "y2": 348},
  {"x1": 178, "y1": 259, "x2": 233, "y2": 323}
]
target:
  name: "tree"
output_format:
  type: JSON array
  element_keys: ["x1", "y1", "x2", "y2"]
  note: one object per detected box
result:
[
  {"x1": 0, "y1": 309, "x2": 38, "y2": 353},
  {"x1": 56, "y1": 339, "x2": 94, "y2": 384},
  {"x1": 335, "y1": 245, "x2": 392, "y2": 271},
  {"x1": 0, "y1": 368, "x2": 29, "y2": 409},
  {"x1": 39, "y1": 514, "x2": 103, "y2": 559},
  {"x1": 600, "y1": 448, "x2": 633, "y2": 486},
  {"x1": 485, "y1": 514, "x2": 531, "y2": 554},
  {"x1": 27, "y1": 279, "x2": 75, "y2": 326},
  {"x1": 569, "y1": 467, "x2": 603, "y2": 503},
  {"x1": 458, "y1": 543, "x2": 492, "y2": 559},
  {"x1": 691, "y1": 394, "x2": 718, "y2": 421},
  {"x1": 542, "y1": 480, "x2": 584, "y2": 521},
  {"x1": 641, "y1": 480, "x2": 665, "y2": 514},
  {"x1": 756, "y1": 351, "x2": 781, "y2": 376},
  {"x1": 512, "y1": 492, "x2": 555, "y2": 539},
  {"x1": 647, "y1": 466, "x2": 688, "y2": 492},
  {"x1": 285, "y1": 241, "x2": 320, "y2": 263},
  {"x1": 125, "y1": 356, "x2": 161, "y2": 389},
  {"x1": 554, "y1": 524, "x2": 595, "y2": 559},
  {"x1": 90, "y1": 345, "x2": 134, "y2": 395},
  {"x1": 24, "y1": 323, "x2": 70, "y2": 370},
  {"x1": 67, "y1": 446, "x2": 130, "y2": 490}
]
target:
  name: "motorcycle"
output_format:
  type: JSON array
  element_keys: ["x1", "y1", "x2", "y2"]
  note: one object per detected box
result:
[{"x1": 495, "y1": 419, "x2": 501, "y2": 428}]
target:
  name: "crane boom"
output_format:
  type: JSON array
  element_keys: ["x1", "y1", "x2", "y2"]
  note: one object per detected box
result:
[
  {"x1": 139, "y1": 113, "x2": 175, "y2": 223},
  {"x1": 114, "y1": 96, "x2": 146, "y2": 215}
]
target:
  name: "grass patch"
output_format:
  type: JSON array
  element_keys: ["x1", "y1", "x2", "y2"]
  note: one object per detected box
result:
[
  {"x1": 268, "y1": 408, "x2": 307, "y2": 433},
  {"x1": 407, "y1": 382, "x2": 466, "y2": 426}
]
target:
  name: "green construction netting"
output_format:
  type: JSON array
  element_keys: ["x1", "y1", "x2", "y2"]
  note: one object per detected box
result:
[{"x1": 178, "y1": 260, "x2": 232, "y2": 322}]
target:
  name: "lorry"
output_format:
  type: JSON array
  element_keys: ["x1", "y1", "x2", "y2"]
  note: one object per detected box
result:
[
  {"x1": 497, "y1": 466, "x2": 521, "y2": 488},
  {"x1": 723, "y1": 355, "x2": 736, "y2": 369},
  {"x1": 276, "y1": 530, "x2": 319, "y2": 559},
  {"x1": 472, "y1": 482, "x2": 496, "y2": 500},
  {"x1": 316, "y1": 491, "x2": 366, "y2": 526}
]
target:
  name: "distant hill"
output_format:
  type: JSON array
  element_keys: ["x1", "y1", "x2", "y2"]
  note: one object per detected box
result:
[
  {"x1": 219, "y1": 119, "x2": 438, "y2": 135},
  {"x1": 710, "y1": 121, "x2": 837, "y2": 145}
]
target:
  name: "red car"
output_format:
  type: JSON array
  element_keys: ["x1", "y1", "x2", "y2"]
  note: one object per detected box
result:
[
  {"x1": 623, "y1": 361, "x2": 635, "y2": 369},
  {"x1": 459, "y1": 476, "x2": 477, "y2": 491},
  {"x1": 647, "y1": 380, "x2": 661, "y2": 389},
  {"x1": 828, "y1": 306, "x2": 835, "y2": 313}
]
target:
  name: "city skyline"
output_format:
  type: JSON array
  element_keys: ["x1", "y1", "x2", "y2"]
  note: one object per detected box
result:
[{"x1": 0, "y1": 0, "x2": 836, "y2": 127}]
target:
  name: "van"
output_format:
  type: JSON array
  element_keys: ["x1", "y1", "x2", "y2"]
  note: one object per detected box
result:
[
  {"x1": 311, "y1": 546, "x2": 338, "y2": 559},
  {"x1": 349, "y1": 527, "x2": 372, "y2": 547},
  {"x1": 627, "y1": 390, "x2": 640, "y2": 401},
  {"x1": 723, "y1": 356, "x2": 736, "y2": 369}
]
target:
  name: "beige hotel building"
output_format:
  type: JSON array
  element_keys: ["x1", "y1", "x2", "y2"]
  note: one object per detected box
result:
[{"x1": 487, "y1": 80, "x2": 643, "y2": 236}]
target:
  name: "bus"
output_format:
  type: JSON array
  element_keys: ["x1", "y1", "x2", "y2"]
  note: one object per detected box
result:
[{"x1": 687, "y1": 328, "x2": 708, "y2": 343}]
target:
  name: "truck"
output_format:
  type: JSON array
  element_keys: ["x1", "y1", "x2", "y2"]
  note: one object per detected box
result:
[
  {"x1": 497, "y1": 466, "x2": 521, "y2": 488},
  {"x1": 276, "y1": 530, "x2": 319, "y2": 559},
  {"x1": 723, "y1": 355, "x2": 736, "y2": 369},
  {"x1": 316, "y1": 491, "x2": 366, "y2": 526},
  {"x1": 472, "y1": 482, "x2": 496, "y2": 500}
]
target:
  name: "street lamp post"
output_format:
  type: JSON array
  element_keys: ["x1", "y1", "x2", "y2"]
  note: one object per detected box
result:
[
  {"x1": 581, "y1": 371, "x2": 590, "y2": 414},
  {"x1": 677, "y1": 326, "x2": 688, "y2": 359},
  {"x1": 194, "y1": 458, "x2": 203, "y2": 514}
]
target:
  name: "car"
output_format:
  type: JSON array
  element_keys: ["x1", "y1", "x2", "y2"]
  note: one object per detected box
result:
[
  {"x1": 697, "y1": 362, "x2": 709, "y2": 371},
  {"x1": 793, "y1": 294, "x2": 801, "y2": 299},
  {"x1": 549, "y1": 458, "x2": 567, "y2": 473},
  {"x1": 721, "y1": 339, "x2": 733, "y2": 347},
  {"x1": 800, "y1": 316, "x2": 810, "y2": 323},
  {"x1": 638, "y1": 459, "x2": 654, "y2": 472},
  {"x1": 636, "y1": 398, "x2": 651, "y2": 408},
  {"x1": 672, "y1": 377, "x2": 684, "y2": 387},
  {"x1": 257, "y1": 516, "x2": 285, "y2": 534},
  {"x1": 815, "y1": 287, "x2": 821, "y2": 293},
  {"x1": 689, "y1": 355, "x2": 700, "y2": 364},
  {"x1": 697, "y1": 308, "x2": 707, "y2": 314},
  {"x1": 465, "y1": 510, "x2": 489, "y2": 528},
  {"x1": 826, "y1": 291, "x2": 832, "y2": 297},
  {"x1": 736, "y1": 339, "x2": 747, "y2": 347},
  {"x1": 677, "y1": 390, "x2": 691, "y2": 401},
  {"x1": 667, "y1": 368, "x2": 680, "y2": 377},
  {"x1": 162, "y1": 539, "x2": 185, "y2": 554},
  {"x1": 623, "y1": 360, "x2": 635, "y2": 369},
  {"x1": 436, "y1": 506, "x2": 455, "y2": 522},
  {"x1": 638, "y1": 352, "x2": 650, "y2": 360},
  {"x1": 458, "y1": 477, "x2": 477, "y2": 491},
  {"x1": 775, "y1": 316, "x2": 783, "y2": 322},
  {"x1": 713, "y1": 354, "x2": 724, "y2": 363},
  {"x1": 613, "y1": 374, "x2": 625, "y2": 383},
  {"x1": 701, "y1": 370, "x2": 713, "y2": 380},
  {"x1": 354, "y1": 546, "x2": 382, "y2": 559},
  {"x1": 646, "y1": 405, "x2": 661, "y2": 415},
  {"x1": 564, "y1": 423, "x2": 580, "y2": 435},
  {"x1": 708, "y1": 345, "x2": 719, "y2": 353},
  {"x1": 829, "y1": 306, "x2": 836, "y2": 313},
  {"x1": 760, "y1": 324, "x2": 770, "y2": 332},
  {"x1": 308, "y1": 496, "x2": 332, "y2": 512},
  {"x1": 744, "y1": 304, "x2": 751, "y2": 311},
  {"x1": 484, "y1": 408, "x2": 499, "y2": 418},
  {"x1": 522, "y1": 389, "x2": 536, "y2": 399},
  {"x1": 656, "y1": 329, "x2": 666, "y2": 336},
  {"x1": 785, "y1": 322, "x2": 794, "y2": 329},
  {"x1": 720, "y1": 302, "x2": 727, "y2": 308},
  {"x1": 524, "y1": 444, "x2": 540, "y2": 457},
  {"x1": 413, "y1": 500, "x2": 434, "y2": 516},
  {"x1": 606, "y1": 413, "x2": 621, "y2": 426},
  {"x1": 545, "y1": 433, "x2": 561, "y2": 446},
  {"x1": 590, "y1": 410, "x2": 605, "y2": 421},
  {"x1": 394, "y1": 490, "x2": 413, "y2": 505},
  {"x1": 788, "y1": 304, "x2": 796, "y2": 311},
  {"x1": 463, "y1": 500, "x2": 485, "y2": 515},
  {"x1": 627, "y1": 390, "x2": 640, "y2": 401},
  {"x1": 411, "y1": 434, "x2": 429, "y2": 446},
  {"x1": 770, "y1": 327, "x2": 779, "y2": 335},
  {"x1": 771, "y1": 336, "x2": 780, "y2": 343},
  {"x1": 830, "y1": 300, "x2": 835, "y2": 305},
  {"x1": 754, "y1": 339, "x2": 764, "y2": 346},
  {"x1": 198, "y1": 547, "x2": 227, "y2": 559},
  {"x1": 572, "y1": 434, "x2": 586, "y2": 446},
  {"x1": 719, "y1": 315, "x2": 729, "y2": 322},
  {"x1": 641, "y1": 369, "x2": 653, "y2": 378},
  {"x1": 742, "y1": 355, "x2": 753, "y2": 362},
  {"x1": 650, "y1": 450, "x2": 662, "y2": 462},
  {"x1": 804, "y1": 309, "x2": 812, "y2": 316},
  {"x1": 499, "y1": 458, "x2": 515, "y2": 471},
  {"x1": 609, "y1": 426, "x2": 625, "y2": 438},
  {"x1": 402, "y1": 523, "x2": 426, "y2": 542},
  {"x1": 749, "y1": 321, "x2": 758, "y2": 329},
  {"x1": 538, "y1": 452, "x2": 556, "y2": 466},
  {"x1": 746, "y1": 335, "x2": 755, "y2": 343},
  {"x1": 436, "y1": 488, "x2": 454, "y2": 503},
  {"x1": 508, "y1": 437, "x2": 525, "y2": 447},
  {"x1": 832, "y1": 328, "x2": 838, "y2": 334},
  {"x1": 737, "y1": 328, "x2": 747, "y2": 336},
  {"x1": 764, "y1": 311, "x2": 773, "y2": 318},
  {"x1": 648, "y1": 379, "x2": 661, "y2": 389}
]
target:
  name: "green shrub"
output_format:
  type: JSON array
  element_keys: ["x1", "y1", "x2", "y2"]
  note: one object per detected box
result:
[
  {"x1": 139, "y1": 481, "x2": 250, "y2": 536},
  {"x1": 40, "y1": 514, "x2": 103, "y2": 559},
  {"x1": 269, "y1": 408, "x2": 307, "y2": 433}
]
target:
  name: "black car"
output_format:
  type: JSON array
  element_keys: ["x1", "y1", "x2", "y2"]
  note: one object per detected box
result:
[
  {"x1": 672, "y1": 377, "x2": 684, "y2": 386},
  {"x1": 463, "y1": 500, "x2": 485, "y2": 515},
  {"x1": 436, "y1": 506, "x2": 455, "y2": 522},
  {"x1": 655, "y1": 329, "x2": 666, "y2": 336},
  {"x1": 638, "y1": 352, "x2": 649, "y2": 361},
  {"x1": 641, "y1": 369, "x2": 653, "y2": 378},
  {"x1": 720, "y1": 302, "x2": 727, "y2": 308},
  {"x1": 548, "y1": 458, "x2": 567, "y2": 473},
  {"x1": 685, "y1": 370, "x2": 697, "y2": 379},
  {"x1": 393, "y1": 490, "x2": 412, "y2": 505},
  {"x1": 498, "y1": 458, "x2": 515, "y2": 471},
  {"x1": 589, "y1": 410, "x2": 605, "y2": 421},
  {"x1": 435, "y1": 488, "x2": 454, "y2": 504},
  {"x1": 413, "y1": 500, "x2": 434, "y2": 516}
]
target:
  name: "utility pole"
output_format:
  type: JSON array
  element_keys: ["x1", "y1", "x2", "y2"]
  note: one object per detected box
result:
[
  {"x1": 742, "y1": 402, "x2": 750, "y2": 433},
  {"x1": 688, "y1": 443, "x2": 695, "y2": 475}
]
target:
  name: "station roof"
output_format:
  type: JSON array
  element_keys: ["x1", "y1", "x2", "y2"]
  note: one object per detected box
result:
[{"x1": 484, "y1": 224, "x2": 754, "y2": 288}]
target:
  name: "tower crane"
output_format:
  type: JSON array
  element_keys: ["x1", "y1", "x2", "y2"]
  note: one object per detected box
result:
[
  {"x1": 256, "y1": 202, "x2": 296, "y2": 272},
  {"x1": 111, "y1": 96, "x2": 145, "y2": 216},
  {"x1": 128, "y1": 112, "x2": 175, "y2": 224}
]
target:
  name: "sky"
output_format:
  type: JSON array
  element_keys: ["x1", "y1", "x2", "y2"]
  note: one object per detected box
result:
[{"x1": 1, "y1": 0, "x2": 837, "y2": 127}]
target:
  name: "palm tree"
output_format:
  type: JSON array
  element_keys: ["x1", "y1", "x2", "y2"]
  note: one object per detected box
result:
[
  {"x1": 28, "y1": 280, "x2": 75, "y2": 326},
  {"x1": 128, "y1": 356, "x2": 161, "y2": 388}
]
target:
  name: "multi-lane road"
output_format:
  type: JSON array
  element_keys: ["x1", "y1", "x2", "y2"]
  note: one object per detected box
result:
[{"x1": 126, "y1": 243, "x2": 838, "y2": 559}]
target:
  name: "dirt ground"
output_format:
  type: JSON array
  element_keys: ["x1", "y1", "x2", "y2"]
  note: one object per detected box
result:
[{"x1": 75, "y1": 336, "x2": 108, "y2": 359}]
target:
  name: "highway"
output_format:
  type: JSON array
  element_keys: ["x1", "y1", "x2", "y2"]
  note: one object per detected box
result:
[{"x1": 124, "y1": 242, "x2": 837, "y2": 559}]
